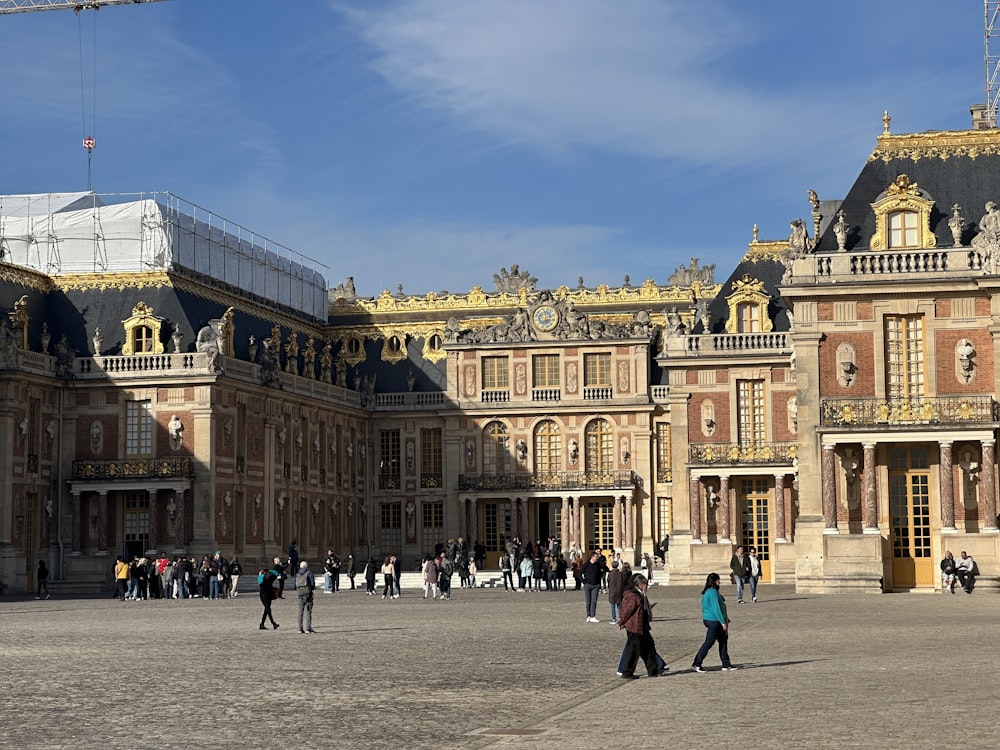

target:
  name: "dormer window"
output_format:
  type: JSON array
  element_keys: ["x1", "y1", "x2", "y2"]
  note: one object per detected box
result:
[
  {"x1": 869, "y1": 175, "x2": 936, "y2": 251},
  {"x1": 725, "y1": 275, "x2": 772, "y2": 334},
  {"x1": 888, "y1": 210, "x2": 919, "y2": 248},
  {"x1": 121, "y1": 302, "x2": 164, "y2": 356}
]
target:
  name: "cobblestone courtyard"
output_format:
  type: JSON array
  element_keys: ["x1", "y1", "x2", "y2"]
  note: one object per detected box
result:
[{"x1": 3, "y1": 582, "x2": 997, "y2": 749}]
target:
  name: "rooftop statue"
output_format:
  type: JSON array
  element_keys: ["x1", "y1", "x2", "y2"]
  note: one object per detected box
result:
[
  {"x1": 493, "y1": 265, "x2": 538, "y2": 295},
  {"x1": 668, "y1": 258, "x2": 715, "y2": 286}
]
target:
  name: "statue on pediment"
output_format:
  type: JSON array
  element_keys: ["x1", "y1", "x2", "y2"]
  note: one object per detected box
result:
[
  {"x1": 668, "y1": 258, "x2": 716, "y2": 286},
  {"x1": 493, "y1": 265, "x2": 538, "y2": 295},
  {"x1": 972, "y1": 201, "x2": 1000, "y2": 274}
]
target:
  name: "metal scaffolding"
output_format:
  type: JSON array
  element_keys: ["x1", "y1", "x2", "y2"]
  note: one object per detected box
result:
[{"x1": 0, "y1": 0, "x2": 166, "y2": 14}]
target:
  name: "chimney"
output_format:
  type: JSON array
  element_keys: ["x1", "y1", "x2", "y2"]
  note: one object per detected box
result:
[{"x1": 971, "y1": 103, "x2": 994, "y2": 130}]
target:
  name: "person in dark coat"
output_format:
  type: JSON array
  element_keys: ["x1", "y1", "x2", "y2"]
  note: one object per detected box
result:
[
  {"x1": 607, "y1": 560, "x2": 625, "y2": 623},
  {"x1": 257, "y1": 567, "x2": 279, "y2": 630},
  {"x1": 617, "y1": 573, "x2": 666, "y2": 678},
  {"x1": 36, "y1": 560, "x2": 51, "y2": 600}
]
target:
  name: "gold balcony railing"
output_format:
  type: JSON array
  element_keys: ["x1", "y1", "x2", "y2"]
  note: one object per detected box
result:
[
  {"x1": 689, "y1": 442, "x2": 797, "y2": 465},
  {"x1": 459, "y1": 470, "x2": 638, "y2": 492},
  {"x1": 820, "y1": 396, "x2": 999, "y2": 427},
  {"x1": 71, "y1": 457, "x2": 193, "y2": 480}
]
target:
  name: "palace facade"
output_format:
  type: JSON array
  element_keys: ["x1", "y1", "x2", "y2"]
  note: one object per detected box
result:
[{"x1": 2, "y1": 116, "x2": 1000, "y2": 594}]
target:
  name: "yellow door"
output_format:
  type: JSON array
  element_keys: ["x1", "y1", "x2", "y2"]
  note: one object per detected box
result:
[
  {"x1": 738, "y1": 478, "x2": 771, "y2": 581},
  {"x1": 889, "y1": 447, "x2": 933, "y2": 588},
  {"x1": 586, "y1": 500, "x2": 615, "y2": 552}
]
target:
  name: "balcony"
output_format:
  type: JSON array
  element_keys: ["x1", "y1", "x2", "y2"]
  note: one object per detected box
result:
[
  {"x1": 421, "y1": 472, "x2": 444, "y2": 489},
  {"x1": 689, "y1": 442, "x2": 797, "y2": 466},
  {"x1": 685, "y1": 332, "x2": 789, "y2": 355},
  {"x1": 373, "y1": 392, "x2": 448, "y2": 410},
  {"x1": 583, "y1": 386, "x2": 613, "y2": 400},
  {"x1": 71, "y1": 457, "x2": 194, "y2": 480},
  {"x1": 458, "y1": 470, "x2": 638, "y2": 492},
  {"x1": 820, "y1": 395, "x2": 1000, "y2": 427},
  {"x1": 481, "y1": 389, "x2": 510, "y2": 404},
  {"x1": 791, "y1": 246, "x2": 984, "y2": 283},
  {"x1": 532, "y1": 388, "x2": 561, "y2": 402}
]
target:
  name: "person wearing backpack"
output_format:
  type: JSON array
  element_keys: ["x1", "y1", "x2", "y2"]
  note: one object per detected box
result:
[{"x1": 295, "y1": 561, "x2": 316, "y2": 633}]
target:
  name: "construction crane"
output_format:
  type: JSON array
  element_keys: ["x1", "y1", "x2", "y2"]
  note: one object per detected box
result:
[
  {"x1": 987, "y1": 1, "x2": 1000, "y2": 127},
  {"x1": 0, "y1": 0, "x2": 166, "y2": 14}
]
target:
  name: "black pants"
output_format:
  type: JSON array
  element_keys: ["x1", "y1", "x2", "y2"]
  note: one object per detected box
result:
[
  {"x1": 621, "y1": 629, "x2": 656, "y2": 676},
  {"x1": 259, "y1": 594, "x2": 278, "y2": 627}
]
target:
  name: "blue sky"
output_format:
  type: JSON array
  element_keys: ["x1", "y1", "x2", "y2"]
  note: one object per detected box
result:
[{"x1": 0, "y1": 0, "x2": 985, "y2": 297}]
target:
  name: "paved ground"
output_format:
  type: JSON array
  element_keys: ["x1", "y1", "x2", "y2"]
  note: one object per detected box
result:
[{"x1": 2, "y1": 580, "x2": 997, "y2": 749}]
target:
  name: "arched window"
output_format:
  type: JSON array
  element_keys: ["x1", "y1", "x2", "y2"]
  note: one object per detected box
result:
[
  {"x1": 534, "y1": 420, "x2": 561, "y2": 476},
  {"x1": 888, "y1": 210, "x2": 919, "y2": 249},
  {"x1": 483, "y1": 421, "x2": 510, "y2": 474},
  {"x1": 585, "y1": 418, "x2": 614, "y2": 474}
]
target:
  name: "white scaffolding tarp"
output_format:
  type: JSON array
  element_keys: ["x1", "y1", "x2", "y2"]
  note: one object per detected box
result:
[{"x1": 0, "y1": 192, "x2": 330, "y2": 321}]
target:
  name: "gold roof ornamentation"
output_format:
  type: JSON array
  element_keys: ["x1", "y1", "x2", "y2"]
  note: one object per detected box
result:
[{"x1": 869, "y1": 128, "x2": 1000, "y2": 163}]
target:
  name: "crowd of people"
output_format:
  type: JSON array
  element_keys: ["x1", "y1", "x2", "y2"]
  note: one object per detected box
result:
[{"x1": 112, "y1": 550, "x2": 244, "y2": 601}]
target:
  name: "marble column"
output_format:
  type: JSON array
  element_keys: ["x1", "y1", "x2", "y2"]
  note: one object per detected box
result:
[
  {"x1": 862, "y1": 443, "x2": 877, "y2": 531},
  {"x1": 98, "y1": 490, "x2": 109, "y2": 552},
  {"x1": 774, "y1": 474, "x2": 786, "y2": 542},
  {"x1": 624, "y1": 494, "x2": 634, "y2": 549},
  {"x1": 982, "y1": 441, "x2": 997, "y2": 530},
  {"x1": 70, "y1": 491, "x2": 81, "y2": 555},
  {"x1": 613, "y1": 495, "x2": 623, "y2": 550},
  {"x1": 560, "y1": 496, "x2": 570, "y2": 552},
  {"x1": 689, "y1": 475, "x2": 702, "y2": 542},
  {"x1": 470, "y1": 499, "x2": 479, "y2": 545},
  {"x1": 822, "y1": 446, "x2": 838, "y2": 531},
  {"x1": 571, "y1": 496, "x2": 580, "y2": 549},
  {"x1": 148, "y1": 489, "x2": 159, "y2": 554},
  {"x1": 939, "y1": 441, "x2": 955, "y2": 530},
  {"x1": 462, "y1": 498, "x2": 471, "y2": 540},
  {"x1": 514, "y1": 498, "x2": 523, "y2": 541},
  {"x1": 718, "y1": 475, "x2": 731, "y2": 542}
]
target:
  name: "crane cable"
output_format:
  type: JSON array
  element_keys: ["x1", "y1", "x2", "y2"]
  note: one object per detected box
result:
[{"x1": 78, "y1": 9, "x2": 97, "y2": 190}]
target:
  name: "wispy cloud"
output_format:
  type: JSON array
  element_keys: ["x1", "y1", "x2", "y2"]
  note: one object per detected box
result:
[{"x1": 340, "y1": 0, "x2": 825, "y2": 166}]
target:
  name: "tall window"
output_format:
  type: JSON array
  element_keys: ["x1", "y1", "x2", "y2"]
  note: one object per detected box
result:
[
  {"x1": 483, "y1": 421, "x2": 510, "y2": 474},
  {"x1": 585, "y1": 418, "x2": 614, "y2": 473},
  {"x1": 656, "y1": 422, "x2": 671, "y2": 483},
  {"x1": 532, "y1": 354, "x2": 560, "y2": 388},
  {"x1": 420, "y1": 428, "x2": 442, "y2": 488},
  {"x1": 534, "y1": 420, "x2": 561, "y2": 474},
  {"x1": 737, "y1": 302, "x2": 761, "y2": 333},
  {"x1": 736, "y1": 380, "x2": 766, "y2": 446},
  {"x1": 126, "y1": 400, "x2": 153, "y2": 457},
  {"x1": 482, "y1": 356, "x2": 509, "y2": 390},
  {"x1": 422, "y1": 501, "x2": 443, "y2": 551},
  {"x1": 583, "y1": 353, "x2": 611, "y2": 387},
  {"x1": 888, "y1": 210, "x2": 919, "y2": 249},
  {"x1": 380, "y1": 502, "x2": 401, "y2": 552},
  {"x1": 379, "y1": 429, "x2": 400, "y2": 489},
  {"x1": 885, "y1": 315, "x2": 925, "y2": 400}
]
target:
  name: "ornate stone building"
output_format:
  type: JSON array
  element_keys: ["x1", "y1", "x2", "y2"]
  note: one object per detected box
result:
[{"x1": 3, "y1": 114, "x2": 1000, "y2": 594}]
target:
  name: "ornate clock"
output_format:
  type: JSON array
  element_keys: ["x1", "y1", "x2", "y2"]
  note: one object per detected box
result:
[{"x1": 533, "y1": 304, "x2": 559, "y2": 332}]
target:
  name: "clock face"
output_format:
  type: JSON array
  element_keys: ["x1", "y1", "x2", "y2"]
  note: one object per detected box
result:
[{"x1": 533, "y1": 304, "x2": 559, "y2": 332}]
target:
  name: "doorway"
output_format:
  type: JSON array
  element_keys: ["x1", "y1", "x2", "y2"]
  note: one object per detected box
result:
[
  {"x1": 889, "y1": 446, "x2": 933, "y2": 588},
  {"x1": 738, "y1": 478, "x2": 772, "y2": 581}
]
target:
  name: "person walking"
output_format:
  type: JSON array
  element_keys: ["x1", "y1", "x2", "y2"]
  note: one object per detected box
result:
[
  {"x1": 295, "y1": 561, "x2": 316, "y2": 634},
  {"x1": 747, "y1": 548, "x2": 762, "y2": 603},
  {"x1": 36, "y1": 559, "x2": 51, "y2": 600},
  {"x1": 729, "y1": 545, "x2": 752, "y2": 604},
  {"x1": 581, "y1": 551, "x2": 604, "y2": 622},
  {"x1": 257, "y1": 567, "x2": 279, "y2": 630},
  {"x1": 607, "y1": 559, "x2": 624, "y2": 624},
  {"x1": 364, "y1": 557, "x2": 377, "y2": 595},
  {"x1": 272, "y1": 557, "x2": 287, "y2": 599},
  {"x1": 229, "y1": 556, "x2": 243, "y2": 597},
  {"x1": 380, "y1": 556, "x2": 394, "y2": 599},
  {"x1": 691, "y1": 572, "x2": 737, "y2": 672},
  {"x1": 617, "y1": 573, "x2": 666, "y2": 679}
]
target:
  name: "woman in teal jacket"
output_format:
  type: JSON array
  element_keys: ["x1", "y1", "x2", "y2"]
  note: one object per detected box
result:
[{"x1": 691, "y1": 572, "x2": 737, "y2": 672}]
